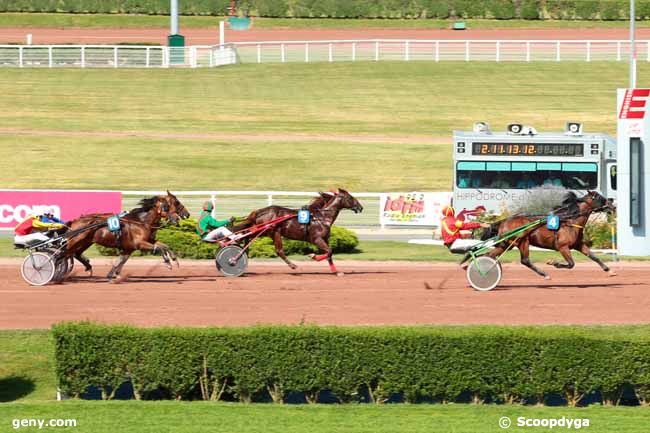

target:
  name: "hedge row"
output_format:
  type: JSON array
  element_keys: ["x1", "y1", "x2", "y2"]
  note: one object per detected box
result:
[
  {"x1": 53, "y1": 323, "x2": 650, "y2": 405},
  {"x1": 3, "y1": 0, "x2": 650, "y2": 19},
  {"x1": 97, "y1": 218, "x2": 359, "y2": 259}
]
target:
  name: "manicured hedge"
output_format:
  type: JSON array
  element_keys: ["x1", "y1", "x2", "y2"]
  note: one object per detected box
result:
[
  {"x1": 53, "y1": 323, "x2": 650, "y2": 405},
  {"x1": 2, "y1": 0, "x2": 650, "y2": 19},
  {"x1": 97, "y1": 218, "x2": 359, "y2": 259}
]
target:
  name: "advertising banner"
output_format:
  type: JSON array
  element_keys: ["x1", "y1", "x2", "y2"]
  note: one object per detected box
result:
[
  {"x1": 0, "y1": 190, "x2": 122, "y2": 229},
  {"x1": 379, "y1": 192, "x2": 453, "y2": 226}
]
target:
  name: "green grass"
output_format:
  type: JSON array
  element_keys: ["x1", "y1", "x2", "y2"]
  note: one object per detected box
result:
[
  {"x1": 3, "y1": 13, "x2": 650, "y2": 29},
  {"x1": 1, "y1": 402, "x2": 650, "y2": 433},
  {"x1": 0, "y1": 62, "x2": 647, "y2": 191}
]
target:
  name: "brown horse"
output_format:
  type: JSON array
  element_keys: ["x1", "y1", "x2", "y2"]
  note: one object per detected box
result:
[
  {"x1": 483, "y1": 191, "x2": 615, "y2": 280},
  {"x1": 232, "y1": 188, "x2": 363, "y2": 275},
  {"x1": 65, "y1": 191, "x2": 190, "y2": 282}
]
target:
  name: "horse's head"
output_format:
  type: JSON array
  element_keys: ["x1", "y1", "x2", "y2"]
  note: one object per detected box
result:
[
  {"x1": 582, "y1": 190, "x2": 615, "y2": 213},
  {"x1": 333, "y1": 188, "x2": 363, "y2": 214},
  {"x1": 157, "y1": 191, "x2": 190, "y2": 224}
]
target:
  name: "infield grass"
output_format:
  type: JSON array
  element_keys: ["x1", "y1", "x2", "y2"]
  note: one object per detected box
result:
[
  {"x1": 3, "y1": 13, "x2": 650, "y2": 29},
  {"x1": 1, "y1": 62, "x2": 648, "y2": 191}
]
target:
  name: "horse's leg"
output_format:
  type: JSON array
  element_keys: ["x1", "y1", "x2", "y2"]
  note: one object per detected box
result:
[
  {"x1": 273, "y1": 231, "x2": 297, "y2": 270},
  {"x1": 309, "y1": 237, "x2": 339, "y2": 275},
  {"x1": 578, "y1": 243, "x2": 616, "y2": 276},
  {"x1": 518, "y1": 238, "x2": 550, "y2": 279},
  {"x1": 107, "y1": 252, "x2": 130, "y2": 282},
  {"x1": 551, "y1": 245, "x2": 575, "y2": 269},
  {"x1": 74, "y1": 250, "x2": 93, "y2": 276},
  {"x1": 152, "y1": 241, "x2": 176, "y2": 269}
]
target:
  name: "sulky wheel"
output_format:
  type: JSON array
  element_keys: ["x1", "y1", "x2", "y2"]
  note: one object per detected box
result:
[
  {"x1": 215, "y1": 245, "x2": 248, "y2": 277},
  {"x1": 466, "y1": 256, "x2": 502, "y2": 292},
  {"x1": 21, "y1": 252, "x2": 56, "y2": 286}
]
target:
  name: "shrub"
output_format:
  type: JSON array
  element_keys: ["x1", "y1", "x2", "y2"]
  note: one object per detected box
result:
[
  {"x1": 97, "y1": 219, "x2": 358, "y2": 259},
  {"x1": 53, "y1": 323, "x2": 650, "y2": 404},
  {"x1": 519, "y1": 0, "x2": 541, "y2": 19}
]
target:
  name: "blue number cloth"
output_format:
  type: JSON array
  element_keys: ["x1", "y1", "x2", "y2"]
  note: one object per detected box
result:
[
  {"x1": 107, "y1": 216, "x2": 122, "y2": 232},
  {"x1": 297, "y1": 210, "x2": 310, "y2": 224},
  {"x1": 546, "y1": 215, "x2": 560, "y2": 230}
]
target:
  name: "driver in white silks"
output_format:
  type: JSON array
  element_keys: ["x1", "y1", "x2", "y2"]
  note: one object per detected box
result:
[
  {"x1": 440, "y1": 205, "x2": 490, "y2": 253},
  {"x1": 196, "y1": 200, "x2": 236, "y2": 243}
]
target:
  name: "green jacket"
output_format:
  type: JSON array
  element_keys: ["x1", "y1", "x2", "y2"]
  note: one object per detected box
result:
[{"x1": 196, "y1": 202, "x2": 230, "y2": 238}]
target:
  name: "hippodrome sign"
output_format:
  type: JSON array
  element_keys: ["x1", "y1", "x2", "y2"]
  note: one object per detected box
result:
[
  {"x1": 0, "y1": 190, "x2": 122, "y2": 229},
  {"x1": 616, "y1": 89, "x2": 650, "y2": 256}
]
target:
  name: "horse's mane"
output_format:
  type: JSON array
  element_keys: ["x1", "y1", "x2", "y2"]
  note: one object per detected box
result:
[
  {"x1": 129, "y1": 196, "x2": 159, "y2": 215},
  {"x1": 308, "y1": 193, "x2": 334, "y2": 212},
  {"x1": 553, "y1": 192, "x2": 580, "y2": 217}
]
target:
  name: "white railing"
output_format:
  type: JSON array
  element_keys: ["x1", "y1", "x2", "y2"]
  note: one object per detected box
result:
[
  {"x1": 228, "y1": 39, "x2": 650, "y2": 63},
  {"x1": 122, "y1": 190, "x2": 382, "y2": 228},
  {"x1": 2, "y1": 39, "x2": 646, "y2": 68},
  {"x1": 0, "y1": 44, "x2": 238, "y2": 68}
]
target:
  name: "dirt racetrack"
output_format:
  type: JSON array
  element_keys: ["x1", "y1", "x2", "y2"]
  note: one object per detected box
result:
[{"x1": 1, "y1": 259, "x2": 648, "y2": 329}]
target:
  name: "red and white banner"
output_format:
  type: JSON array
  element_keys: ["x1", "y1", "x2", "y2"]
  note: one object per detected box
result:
[
  {"x1": 0, "y1": 190, "x2": 122, "y2": 229},
  {"x1": 379, "y1": 192, "x2": 453, "y2": 226}
]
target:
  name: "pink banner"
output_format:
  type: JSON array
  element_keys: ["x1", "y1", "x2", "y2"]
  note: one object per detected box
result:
[{"x1": 0, "y1": 190, "x2": 122, "y2": 229}]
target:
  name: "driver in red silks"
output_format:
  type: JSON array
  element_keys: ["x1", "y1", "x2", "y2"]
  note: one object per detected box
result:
[{"x1": 440, "y1": 205, "x2": 489, "y2": 252}]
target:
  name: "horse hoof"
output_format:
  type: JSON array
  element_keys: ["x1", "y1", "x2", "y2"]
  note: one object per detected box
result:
[
  {"x1": 543, "y1": 275, "x2": 551, "y2": 280},
  {"x1": 336, "y1": 272, "x2": 344, "y2": 277},
  {"x1": 307, "y1": 253, "x2": 316, "y2": 260},
  {"x1": 609, "y1": 271, "x2": 617, "y2": 277},
  {"x1": 289, "y1": 264, "x2": 298, "y2": 270},
  {"x1": 86, "y1": 269, "x2": 93, "y2": 277}
]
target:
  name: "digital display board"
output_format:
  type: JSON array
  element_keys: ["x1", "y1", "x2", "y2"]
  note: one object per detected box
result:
[{"x1": 471, "y1": 142, "x2": 584, "y2": 157}]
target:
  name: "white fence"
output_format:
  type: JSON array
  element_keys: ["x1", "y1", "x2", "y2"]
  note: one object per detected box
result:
[
  {"x1": 231, "y1": 39, "x2": 650, "y2": 63},
  {"x1": 2, "y1": 40, "x2": 649, "y2": 68},
  {"x1": 122, "y1": 190, "x2": 383, "y2": 228},
  {"x1": 0, "y1": 44, "x2": 237, "y2": 68}
]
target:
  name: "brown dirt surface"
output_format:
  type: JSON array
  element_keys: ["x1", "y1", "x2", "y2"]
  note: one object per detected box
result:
[
  {"x1": 1, "y1": 259, "x2": 648, "y2": 329},
  {"x1": 2, "y1": 27, "x2": 650, "y2": 45}
]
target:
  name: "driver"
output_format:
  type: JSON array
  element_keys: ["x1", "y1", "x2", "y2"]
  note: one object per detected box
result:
[
  {"x1": 440, "y1": 205, "x2": 490, "y2": 253},
  {"x1": 196, "y1": 200, "x2": 235, "y2": 243},
  {"x1": 14, "y1": 213, "x2": 66, "y2": 246}
]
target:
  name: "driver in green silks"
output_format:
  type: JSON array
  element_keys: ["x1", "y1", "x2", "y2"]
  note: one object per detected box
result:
[{"x1": 196, "y1": 200, "x2": 235, "y2": 243}]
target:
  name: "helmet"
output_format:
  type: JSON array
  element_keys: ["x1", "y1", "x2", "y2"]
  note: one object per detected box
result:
[
  {"x1": 441, "y1": 205, "x2": 455, "y2": 217},
  {"x1": 202, "y1": 201, "x2": 213, "y2": 212}
]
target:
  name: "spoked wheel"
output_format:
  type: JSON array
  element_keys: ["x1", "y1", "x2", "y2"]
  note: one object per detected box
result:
[
  {"x1": 466, "y1": 256, "x2": 502, "y2": 292},
  {"x1": 215, "y1": 245, "x2": 248, "y2": 277},
  {"x1": 21, "y1": 252, "x2": 56, "y2": 286}
]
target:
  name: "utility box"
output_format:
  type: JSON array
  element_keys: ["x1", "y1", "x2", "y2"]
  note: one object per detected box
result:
[{"x1": 167, "y1": 34, "x2": 185, "y2": 65}]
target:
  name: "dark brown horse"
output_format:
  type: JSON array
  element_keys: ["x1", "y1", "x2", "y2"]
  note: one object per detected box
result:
[
  {"x1": 65, "y1": 191, "x2": 190, "y2": 282},
  {"x1": 232, "y1": 188, "x2": 363, "y2": 275},
  {"x1": 483, "y1": 191, "x2": 615, "y2": 280}
]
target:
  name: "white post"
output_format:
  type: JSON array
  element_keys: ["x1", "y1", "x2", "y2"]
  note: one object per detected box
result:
[
  {"x1": 219, "y1": 21, "x2": 225, "y2": 48},
  {"x1": 465, "y1": 40, "x2": 469, "y2": 61},
  {"x1": 435, "y1": 40, "x2": 439, "y2": 62},
  {"x1": 267, "y1": 194, "x2": 273, "y2": 206},
  {"x1": 146, "y1": 46, "x2": 150, "y2": 67},
  {"x1": 352, "y1": 42, "x2": 356, "y2": 61},
  {"x1": 496, "y1": 41, "x2": 500, "y2": 62},
  {"x1": 18, "y1": 46, "x2": 23, "y2": 68},
  {"x1": 328, "y1": 43, "x2": 332, "y2": 62},
  {"x1": 191, "y1": 46, "x2": 197, "y2": 68},
  {"x1": 281, "y1": 43, "x2": 285, "y2": 62},
  {"x1": 81, "y1": 46, "x2": 85, "y2": 68},
  {"x1": 114, "y1": 46, "x2": 118, "y2": 68},
  {"x1": 526, "y1": 41, "x2": 530, "y2": 62},
  {"x1": 305, "y1": 43, "x2": 309, "y2": 62},
  {"x1": 630, "y1": 0, "x2": 636, "y2": 87},
  {"x1": 405, "y1": 40, "x2": 409, "y2": 61},
  {"x1": 647, "y1": 41, "x2": 650, "y2": 61},
  {"x1": 48, "y1": 46, "x2": 52, "y2": 68},
  {"x1": 556, "y1": 41, "x2": 560, "y2": 61},
  {"x1": 586, "y1": 41, "x2": 591, "y2": 62},
  {"x1": 26, "y1": 33, "x2": 32, "y2": 45},
  {"x1": 170, "y1": 0, "x2": 178, "y2": 35},
  {"x1": 617, "y1": 41, "x2": 622, "y2": 61},
  {"x1": 257, "y1": 44, "x2": 261, "y2": 63},
  {"x1": 375, "y1": 41, "x2": 379, "y2": 61}
]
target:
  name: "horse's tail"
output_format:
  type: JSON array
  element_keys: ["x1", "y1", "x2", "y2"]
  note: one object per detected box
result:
[
  {"x1": 231, "y1": 210, "x2": 258, "y2": 232},
  {"x1": 481, "y1": 221, "x2": 502, "y2": 240}
]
